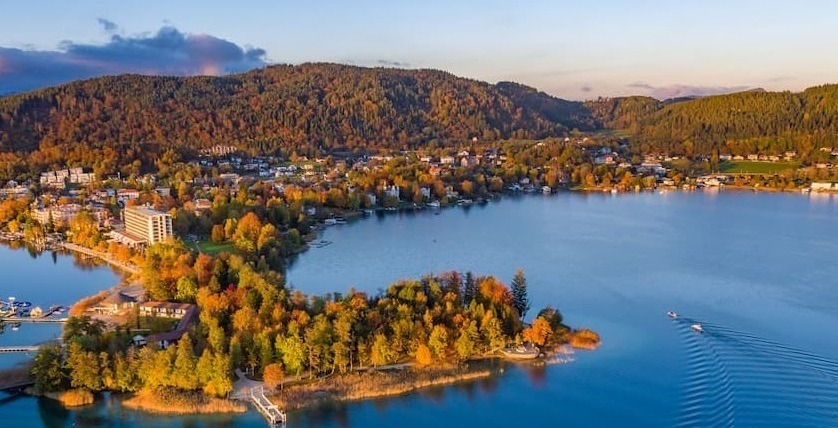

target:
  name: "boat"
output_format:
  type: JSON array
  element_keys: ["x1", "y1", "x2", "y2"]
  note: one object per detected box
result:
[
  {"x1": 501, "y1": 345, "x2": 540, "y2": 360},
  {"x1": 667, "y1": 311, "x2": 678, "y2": 318},
  {"x1": 427, "y1": 200, "x2": 440, "y2": 208},
  {"x1": 691, "y1": 324, "x2": 704, "y2": 333},
  {"x1": 324, "y1": 218, "x2": 337, "y2": 226}
]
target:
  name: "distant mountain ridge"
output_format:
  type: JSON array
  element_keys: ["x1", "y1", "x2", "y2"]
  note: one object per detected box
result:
[{"x1": 0, "y1": 63, "x2": 837, "y2": 164}]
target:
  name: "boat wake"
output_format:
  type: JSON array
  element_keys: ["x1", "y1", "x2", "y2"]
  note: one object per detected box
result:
[{"x1": 672, "y1": 317, "x2": 838, "y2": 427}]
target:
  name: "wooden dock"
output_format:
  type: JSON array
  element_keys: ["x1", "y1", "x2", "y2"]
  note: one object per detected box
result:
[
  {"x1": 250, "y1": 386, "x2": 286, "y2": 425},
  {"x1": 0, "y1": 346, "x2": 40, "y2": 353},
  {"x1": 1, "y1": 316, "x2": 67, "y2": 323}
]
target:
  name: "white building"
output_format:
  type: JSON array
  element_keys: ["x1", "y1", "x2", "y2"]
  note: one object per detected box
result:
[
  {"x1": 384, "y1": 185, "x2": 400, "y2": 199},
  {"x1": 811, "y1": 182, "x2": 836, "y2": 192},
  {"x1": 122, "y1": 206, "x2": 173, "y2": 245}
]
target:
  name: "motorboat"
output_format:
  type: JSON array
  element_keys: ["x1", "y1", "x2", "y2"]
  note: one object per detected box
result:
[
  {"x1": 667, "y1": 311, "x2": 678, "y2": 318},
  {"x1": 501, "y1": 345, "x2": 540, "y2": 360},
  {"x1": 691, "y1": 324, "x2": 704, "y2": 333}
]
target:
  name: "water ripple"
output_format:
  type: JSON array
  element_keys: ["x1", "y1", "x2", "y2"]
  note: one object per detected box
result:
[{"x1": 672, "y1": 317, "x2": 838, "y2": 427}]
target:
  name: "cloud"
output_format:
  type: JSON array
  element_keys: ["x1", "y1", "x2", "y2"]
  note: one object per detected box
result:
[
  {"x1": 627, "y1": 82, "x2": 655, "y2": 91},
  {"x1": 376, "y1": 59, "x2": 410, "y2": 67},
  {"x1": 627, "y1": 82, "x2": 752, "y2": 100},
  {"x1": 97, "y1": 18, "x2": 118, "y2": 32},
  {"x1": 0, "y1": 23, "x2": 268, "y2": 94}
]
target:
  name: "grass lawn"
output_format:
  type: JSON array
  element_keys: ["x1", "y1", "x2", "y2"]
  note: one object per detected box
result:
[
  {"x1": 192, "y1": 240, "x2": 235, "y2": 255},
  {"x1": 720, "y1": 161, "x2": 798, "y2": 174}
]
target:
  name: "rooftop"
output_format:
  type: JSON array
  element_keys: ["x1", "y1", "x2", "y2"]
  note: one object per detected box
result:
[{"x1": 126, "y1": 205, "x2": 168, "y2": 217}]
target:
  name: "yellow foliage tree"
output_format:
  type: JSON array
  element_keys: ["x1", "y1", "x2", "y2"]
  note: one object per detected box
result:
[
  {"x1": 415, "y1": 343, "x2": 433, "y2": 366},
  {"x1": 522, "y1": 317, "x2": 552, "y2": 347}
]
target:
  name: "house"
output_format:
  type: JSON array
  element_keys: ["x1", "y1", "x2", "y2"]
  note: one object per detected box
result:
[
  {"x1": 193, "y1": 198, "x2": 212, "y2": 211},
  {"x1": 132, "y1": 335, "x2": 147, "y2": 347},
  {"x1": 93, "y1": 284, "x2": 145, "y2": 315},
  {"x1": 144, "y1": 304, "x2": 199, "y2": 349},
  {"x1": 31, "y1": 203, "x2": 92, "y2": 227},
  {"x1": 117, "y1": 189, "x2": 140, "y2": 203},
  {"x1": 384, "y1": 185, "x2": 400, "y2": 199},
  {"x1": 811, "y1": 182, "x2": 835, "y2": 191},
  {"x1": 138, "y1": 301, "x2": 195, "y2": 318},
  {"x1": 420, "y1": 187, "x2": 431, "y2": 199},
  {"x1": 594, "y1": 155, "x2": 615, "y2": 165},
  {"x1": 440, "y1": 156, "x2": 455, "y2": 165}
]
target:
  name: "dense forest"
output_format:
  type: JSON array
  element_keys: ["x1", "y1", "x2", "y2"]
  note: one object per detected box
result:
[
  {"x1": 0, "y1": 64, "x2": 587, "y2": 170},
  {"x1": 587, "y1": 86, "x2": 838, "y2": 159},
  {"x1": 1, "y1": 63, "x2": 837, "y2": 176}
]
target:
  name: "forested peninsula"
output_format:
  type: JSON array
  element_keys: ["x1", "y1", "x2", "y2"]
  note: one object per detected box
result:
[{"x1": 29, "y1": 239, "x2": 597, "y2": 411}]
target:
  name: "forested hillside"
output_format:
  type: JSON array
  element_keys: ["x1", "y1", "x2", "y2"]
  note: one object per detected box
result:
[
  {"x1": 1, "y1": 62, "x2": 837, "y2": 177},
  {"x1": 0, "y1": 64, "x2": 587, "y2": 162},
  {"x1": 588, "y1": 86, "x2": 838, "y2": 158}
]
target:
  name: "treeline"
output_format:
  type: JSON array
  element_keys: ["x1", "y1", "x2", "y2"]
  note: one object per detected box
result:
[
  {"x1": 587, "y1": 86, "x2": 838, "y2": 159},
  {"x1": 32, "y1": 249, "x2": 572, "y2": 398},
  {"x1": 4, "y1": 64, "x2": 837, "y2": 178},
  {"x1": 0, "y1": 63, "x2": 592, "y2": 178}
]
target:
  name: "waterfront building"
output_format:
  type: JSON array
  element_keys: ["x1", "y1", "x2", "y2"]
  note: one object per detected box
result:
[{"x1": 123, "y1": 205, "x2": 173, "y2": 244}]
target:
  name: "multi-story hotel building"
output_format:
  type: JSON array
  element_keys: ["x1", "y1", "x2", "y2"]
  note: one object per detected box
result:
[{"x1": 123, "y1": 206, "x2": 173, "y2": 245}]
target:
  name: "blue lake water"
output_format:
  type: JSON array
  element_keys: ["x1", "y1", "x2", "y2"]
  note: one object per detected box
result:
[
  {"x1": 0, "y1": 245, "x2": 121, "y2": 369},
  {"x1": 2, "y1": 190, "x2": 837, "y2": 427}
]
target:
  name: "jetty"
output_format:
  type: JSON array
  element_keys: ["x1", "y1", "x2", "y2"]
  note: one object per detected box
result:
[
  {"x1": 250, "y1": 386, "x2": 287, "y2": 425},
  {"x1": 1, "y1": 316, "x2": 67, "y2": 323},
  {"x1": 230, "y1": 370, "x2": 286, "y2": 426},
  {"x1": 0, "y1": 346, "x2": 40, "y2": 353}
]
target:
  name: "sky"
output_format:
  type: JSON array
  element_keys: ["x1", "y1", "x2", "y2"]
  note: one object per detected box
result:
[{"x1": 1, "y1": 0, "x2": 837, "y2": 100}]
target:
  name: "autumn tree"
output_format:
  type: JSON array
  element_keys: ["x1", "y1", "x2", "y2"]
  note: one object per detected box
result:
[
  {"x1": 416, "y1": 343, "x2": 433, "y2": 366},
  {"x1": 263, "y1": 363, "x2": 284, "y2": 390},
  {"x1": 522, "y1": 317, "x2": 553, "y2": 347},
  {"x1": 31, "y1": 345, "x2": 67, "y2": 392}
]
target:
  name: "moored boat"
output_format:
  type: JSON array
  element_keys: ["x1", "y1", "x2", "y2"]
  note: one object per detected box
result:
[
  {"x1": 501, "y1": 345, "x2": 540, "y2": 360},
  {"x1": 691, "y1": 324, "x2": 703, "y2": 333}
]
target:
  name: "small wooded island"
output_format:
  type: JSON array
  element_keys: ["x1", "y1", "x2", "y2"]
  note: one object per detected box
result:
[{"x1": 25, "y1": 241, "x2": 599, "y2": 414}]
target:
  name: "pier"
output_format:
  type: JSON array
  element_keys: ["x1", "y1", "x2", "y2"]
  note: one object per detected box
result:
[
  {"x1": 250, "y1": 386, "x2": 286, "y2": 426},
  {"x1": 1, "y1": 316, "x2": 67, "y2": 323},
  {"x1": 0, "y1": 346, "x2": 40, "y2": 353}
]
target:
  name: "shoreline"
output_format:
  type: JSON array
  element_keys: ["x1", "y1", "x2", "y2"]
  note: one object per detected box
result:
[{"x1": 271, "y1": 366, "x2": 495, "y2": 412}]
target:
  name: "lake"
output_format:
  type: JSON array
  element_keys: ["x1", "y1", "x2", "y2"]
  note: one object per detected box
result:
[
  {"x1": 2, "y1": 190, "x2": 837, "y2": 427},
  {"x1": 0, "y1": 245, "x2": 122, "y2": 370}
]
